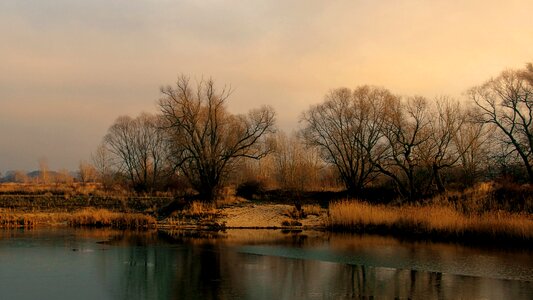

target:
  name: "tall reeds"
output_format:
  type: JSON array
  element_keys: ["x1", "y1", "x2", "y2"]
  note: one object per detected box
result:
[
  {"x1": 68, "y1": 208, "x2": 156, "y2": 229},
  {"x1": 0, "y1": 209, "x2": 65, "y2": 228},
  {"x1": 0, "y1": 208, "x2": 156, "y2": 229},
  {"x1": 327, "y1": 200, "x2": 533, "y2": 244}
]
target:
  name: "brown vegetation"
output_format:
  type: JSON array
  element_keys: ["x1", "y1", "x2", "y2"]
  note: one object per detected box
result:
[
  {"x1": 302, "y1": 204, "x2": 323, "y2": 216},
  {"x1": 327, "y1": 199, "x2": 533, "y2": 245},
  {"x1": 0, "y1": 209, "x2": 65, "y2": 228},
  {"x1": 68, "y1": 208, "x2": 156, "y2": 229},
  {"x1": 0, "y1": 182, "x2": 102, "y2": 196},
  {"x1": 163, "y1": 201, "x2": 222, "y2": 228},
  {"x1": 0, "y1": 208, "x2": 156, "y2": 229}
]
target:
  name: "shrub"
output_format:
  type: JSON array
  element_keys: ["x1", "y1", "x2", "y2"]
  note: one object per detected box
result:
[{"x1": 236, "y1": 180, "x2": 266, "y2": 199}]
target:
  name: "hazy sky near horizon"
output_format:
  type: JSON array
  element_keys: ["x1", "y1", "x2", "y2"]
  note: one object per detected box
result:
[{"x1": 1, "y1": 0, "x2": 532, "y2": 172}]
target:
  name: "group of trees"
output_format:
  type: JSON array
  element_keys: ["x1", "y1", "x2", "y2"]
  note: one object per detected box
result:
[
  {"x1": 99, "y1": 76, "x2": 276, "y2": 201},
  {"x1": 301, "y1": 63, "x2": 533, "y2": 200},
  {"x1": 301, "y1": 88, "x2": 482, "y2": 200},
  {"x1": 1, "y1": 158, "x2": 98, "y2": 185},
  {"x1": 95, "y1": 64, "x2": 532, "y2": 202},
  {"x1": 103, "y1": 113, "x2": 169, "y2": 192},
  {"x1": 469, "y1": 63, "x2": 533, "y2": 182}
]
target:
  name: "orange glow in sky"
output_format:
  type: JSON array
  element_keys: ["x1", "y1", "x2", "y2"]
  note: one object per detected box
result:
[{"x1": 0, "y1": 0, "x2": 532, "y2": 170}]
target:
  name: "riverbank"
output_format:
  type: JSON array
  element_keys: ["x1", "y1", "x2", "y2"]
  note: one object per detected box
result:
[{"x1": 1, "y1": 195, "x2": 532, "y2": 247}]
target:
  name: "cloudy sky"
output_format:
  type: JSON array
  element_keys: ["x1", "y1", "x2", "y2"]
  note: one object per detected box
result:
[{"x1": 1, "y1": 0, "x2": 532, "y2": 172}]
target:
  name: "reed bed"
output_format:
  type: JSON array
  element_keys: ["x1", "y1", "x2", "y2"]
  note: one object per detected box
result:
[
  {"x1": 68, "y1": 208, "x2": 156, "y2": 229},
  {"x1": 0, "y1": 209, "x2": 67, "y2": 228},
  {"x1": 327, "y1": 200, "x2": 533, "y2": 244},
  {"x1": 0, "y1": 208, "x2": 156, "y2": 229}
]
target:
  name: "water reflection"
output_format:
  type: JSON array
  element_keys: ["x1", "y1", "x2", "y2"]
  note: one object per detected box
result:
[{"x1": 0, "y1": 229, "x2": 532, "y2": 299}]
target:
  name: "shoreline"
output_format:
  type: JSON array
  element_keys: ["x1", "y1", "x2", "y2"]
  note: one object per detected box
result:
[{"x1": 1, "y1": 202, "x2": 532, "y2": 249}]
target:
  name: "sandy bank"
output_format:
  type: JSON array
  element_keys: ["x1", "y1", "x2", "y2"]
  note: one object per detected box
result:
[{"x1": 217, "y1": 202, "x2": 326, "y2": 228}]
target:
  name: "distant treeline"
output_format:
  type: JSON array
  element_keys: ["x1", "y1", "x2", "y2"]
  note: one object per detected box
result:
[{"x1": 5, "y1": 64, "x2": 533, "y2": 203}]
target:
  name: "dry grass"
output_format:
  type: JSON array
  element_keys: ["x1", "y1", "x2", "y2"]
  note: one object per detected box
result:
[
  {"x1": 429, "y1": 182, "x2": 533, "y2": 214},
  {"x1": 215, "y1": 195, "x2": 247, "y2": 207},
  {"x1": 0, "y1": 208, "x2": 156, "y2": 229},
  {"x1": 302, "y1": 204, "x2": 323, "y2": 216},
  {"x1": 164, "y1": 201, "x2": 223, "y2": 228},
  {"x1": 183, "y1": 201, "x2": 218, "y2": 218},
  {"x1": 0, "y1": 209, "x2": 66, "y2": 228},
  {"x1": 328, "y1": 200, "x2": 533, "y2": 244},
  {"x1": 0, "y1": 182, "x2": 103, "y2": 196},
  {"x1": 68, "y1": 208, "x2": 156, "y2": 229},
  {"x1": 283, "y1": 207, "x2": 304, "y2": 219}
]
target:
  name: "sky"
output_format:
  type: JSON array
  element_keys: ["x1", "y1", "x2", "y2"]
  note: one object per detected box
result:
[{"x1": 1, "y1": 0, "x2": 532, "y2": 172}]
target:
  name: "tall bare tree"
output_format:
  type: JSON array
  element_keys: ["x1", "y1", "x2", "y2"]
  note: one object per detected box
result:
[
  {"x1": 453, "y1": 107, "x2": 491, "y2": 186},
  {"x1": 372, "y1": 96, "x2": 431, "y2": 201},
  {"x1": 159, "y1": 76, "x2": 276, "y2": 201},
  {"x1": 468, "y1": 64, "x2": 533, "y2": 182},
  {"x1": 301, "y1": 86, "x2": 394, "y2": 195},
  {"x1": 104, "y1": 112, "x2": 169, "y2": 192},
  {"x1": 418, "y1": 98, "x2": 470, "y2": 193}
]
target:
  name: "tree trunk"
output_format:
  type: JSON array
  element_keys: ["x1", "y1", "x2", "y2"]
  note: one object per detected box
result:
[
  {"x1": 433, "y1": 164, "x2": 446, "y2": 194},
  {"x1": 525, "y1": 161, "x2": 533, "y2": 184},
  {"x1": 346, "y1": 180, "x2": 362, "y2": 198},
  {"x1": 198, "y1": 183, "x2": 220, "y2": 202}
]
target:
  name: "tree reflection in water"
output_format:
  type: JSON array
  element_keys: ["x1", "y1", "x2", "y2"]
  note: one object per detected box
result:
[{"x1": 96, "y1": 230, "x2": 532, "y2": 300}]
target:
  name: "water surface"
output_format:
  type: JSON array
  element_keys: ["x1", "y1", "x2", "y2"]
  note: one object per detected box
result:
[{"x1": 0, "y1": 228, "x2": 531, "y2": 299}]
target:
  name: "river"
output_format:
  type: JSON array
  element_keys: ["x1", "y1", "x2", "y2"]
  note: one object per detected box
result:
[{"x1": 0, "y1": 228, "x2": 531, "y2": 299}]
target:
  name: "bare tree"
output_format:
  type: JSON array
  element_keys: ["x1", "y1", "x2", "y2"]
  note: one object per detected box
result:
[
  {"x1": 13, "y1": 170, "x2": 29, "y2": 183},
  {"x1": 301, "y1": 86, "x2": 394, "y2": 196},
  {"x1": 373, "y1": 96, "x2": 431, "y2": 201},
  {"x1": 159, "y1": 75, "x2": 276, "y2": 201},
  {"x1": 104, "y1": 112, "x2": 170, "y2": 192},
  {"x1": 418, "y1": 98, "x2": 470, "y2": 193},
  {"x1": 78, "y1": 160, "x2": 98, "y2": 184},
  {"x1": 272, "y1": 131, "x2": 323, "y2": 192},
  {"x1": 237, "y1": 154, "x2": 276, "y2": 188},
  {"x1": 468, "y1": 64, "x2": 533, "y2": 182},
  {"x1": 521, "y1": 63, "x2": 533, "y2": 85},
  {"x1": 56, "y1": 169, "x2": 73, "y2": 184},
  {"x1": 39, "y1": 157, "x2": 49, "y2": 184},
  {"x1": 453, "y1": 108, "x2": 492, "y2": 185},
  {"x1": 92, "y1": 143, "x2": 115, "y2": 189}
]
